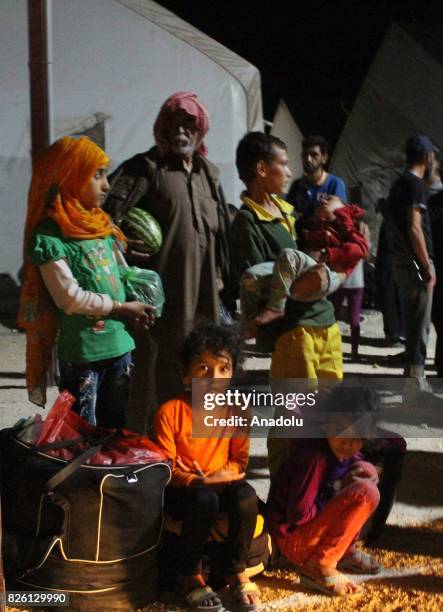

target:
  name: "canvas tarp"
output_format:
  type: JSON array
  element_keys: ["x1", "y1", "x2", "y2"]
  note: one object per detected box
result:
[
  {"x1": 330, "y1": 23, "x2": 443, "y2": 226},
  {"x1": 0, "y1": 0, "x2": 263, "y2": 281},
  {"x1": 270, "y1": 99, "x2": 303, "y2": 180}
]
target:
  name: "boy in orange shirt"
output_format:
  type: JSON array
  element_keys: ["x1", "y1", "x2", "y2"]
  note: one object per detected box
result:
[{"x1": 155, "y1": 324, "x2": 260, "y2": 611}]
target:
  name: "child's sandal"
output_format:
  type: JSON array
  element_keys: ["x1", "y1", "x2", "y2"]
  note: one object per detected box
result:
[
  {"x1": 183, "y1": 585, "x2": 223, "y2": 611},
  {"x1": 232, "y1": 581, "x2": 261, "y2": 611},
  {"x1": 338, "y1": 550, "x2": 382, "y2": 574}
]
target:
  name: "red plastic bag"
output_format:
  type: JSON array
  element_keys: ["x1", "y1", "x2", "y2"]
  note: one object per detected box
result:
[
  {"x1": 95, "y1": 430, "x2": 167, "y2": 465},
  {"x1": 36, "y1": 391, "x2": 94, "y2": 460},
  {"x1": 35, "y1": 391, "x2": 167, "y2": 465}
]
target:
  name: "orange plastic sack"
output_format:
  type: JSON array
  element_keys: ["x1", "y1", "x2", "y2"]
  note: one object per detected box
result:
[{"x1": 35, "y1": 391, "x2": 167, "y2": 465}]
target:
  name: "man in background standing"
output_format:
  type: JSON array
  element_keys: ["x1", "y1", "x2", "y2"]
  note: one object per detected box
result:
[
  {"x1": 385, "y1": 134, "x2": 436, "y2": 395},
  {"x1": 286, "y1": 135, "x2": 347, "y2": 217}
]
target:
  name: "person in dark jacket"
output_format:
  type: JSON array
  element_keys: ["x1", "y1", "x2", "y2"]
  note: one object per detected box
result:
[{"x1": 385, "y1": 134, "x2": 436, "y2": 394}]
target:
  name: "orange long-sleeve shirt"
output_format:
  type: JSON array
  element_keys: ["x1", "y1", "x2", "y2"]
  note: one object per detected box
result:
[{"x1": 155, "y1": 395, "x2": 250, "y2": 487}]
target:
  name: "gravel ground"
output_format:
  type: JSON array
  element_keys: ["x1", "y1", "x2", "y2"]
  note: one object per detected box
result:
[{"x1": 141, "y1": 520, "x2": 443, "y2": 611}]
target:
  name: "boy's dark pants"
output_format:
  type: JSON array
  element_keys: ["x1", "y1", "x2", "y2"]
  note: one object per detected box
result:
[{"x1": 165, "y1": 481, "x2": 258, "y2": 576}]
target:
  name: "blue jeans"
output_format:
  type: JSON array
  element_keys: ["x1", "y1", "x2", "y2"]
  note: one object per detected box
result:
[
  {"x1": 59, "y1": 352, "x2": 133, "y2": 428},
  {"x1": 393, "y1": 256, "x2": 433, "y2": 375}
]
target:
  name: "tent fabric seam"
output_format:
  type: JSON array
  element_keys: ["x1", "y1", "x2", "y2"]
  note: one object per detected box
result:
[{"x1": 114, "y1": 0, "x2": 261, "y2": 129}]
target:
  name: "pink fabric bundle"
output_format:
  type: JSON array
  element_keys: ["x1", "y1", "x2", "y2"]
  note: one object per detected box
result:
[{"x1": 153, "y1": 91, "x2": 210, "y2": 156}]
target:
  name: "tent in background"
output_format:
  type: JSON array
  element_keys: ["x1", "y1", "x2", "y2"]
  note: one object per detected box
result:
[
  {"x1": 330, "y1": 22, "x2": 443, "y2": 229},
  {"x1": 270, "y1": 99, "x2": 304, "y2": 180},
  {"x1": 0, "y1": 0, "x2": 263, "y2": 281}
]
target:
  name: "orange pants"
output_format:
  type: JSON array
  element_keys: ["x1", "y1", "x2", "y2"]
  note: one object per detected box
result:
[{"x1": 276, "y1": 461, "x2": 380, "y2": 568}]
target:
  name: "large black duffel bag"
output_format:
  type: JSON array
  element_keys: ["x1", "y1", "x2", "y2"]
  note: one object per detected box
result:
[{"x1": 0, "y1": 428, "x2": 171, "y2": 611}]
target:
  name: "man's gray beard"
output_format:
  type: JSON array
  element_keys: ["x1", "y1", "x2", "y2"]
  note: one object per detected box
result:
[{"x1": 169, "y1": 143, "x2": 196, "y2": 158}]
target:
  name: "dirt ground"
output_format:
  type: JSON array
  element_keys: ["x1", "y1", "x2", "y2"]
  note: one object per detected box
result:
[
  {"x1": 2, "y1": 311, "x2": 443, "y2": 611},
  {"x1": 144, "y1": 521, "x2": 443, "y2": 611}
]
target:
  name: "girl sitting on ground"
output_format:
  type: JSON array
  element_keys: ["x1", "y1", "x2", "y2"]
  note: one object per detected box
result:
[
  {"x1": 155, "y1": 324, "x2": 260, "y2": 611},
  {"x1": 266, "y1": 384, "x2": 382, "y2": 597}
]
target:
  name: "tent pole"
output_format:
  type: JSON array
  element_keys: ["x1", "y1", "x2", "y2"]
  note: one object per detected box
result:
[{"x1": 28, "y1": 0, "x2": 54, "y2": 162}]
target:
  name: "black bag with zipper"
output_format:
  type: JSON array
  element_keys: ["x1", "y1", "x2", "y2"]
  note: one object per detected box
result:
[{"x1": 0, "y1": 428, "x2": 171, "y2": 611}]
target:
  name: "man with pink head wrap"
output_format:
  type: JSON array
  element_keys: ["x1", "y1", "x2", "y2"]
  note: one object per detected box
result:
[
  {"x1": 153, "y1": 91, "x2": 209, "y2": 157},
  {"x1": 105, "y1": 92, "x2": 234, "y2": 432}
]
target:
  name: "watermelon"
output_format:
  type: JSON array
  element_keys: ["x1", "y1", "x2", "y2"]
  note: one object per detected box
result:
[{"x1": 121, "y1": 207, "x2": 163, "y2": 256}]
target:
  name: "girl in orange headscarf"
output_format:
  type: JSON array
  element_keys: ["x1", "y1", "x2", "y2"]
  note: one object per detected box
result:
[{"x1": 19, "y1": 136, "x2": 155, "y2": 426}]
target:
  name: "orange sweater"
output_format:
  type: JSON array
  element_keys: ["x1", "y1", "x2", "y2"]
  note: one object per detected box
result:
[{"x1": 155, "y1": 395, "x2": 250, "y2": 487}]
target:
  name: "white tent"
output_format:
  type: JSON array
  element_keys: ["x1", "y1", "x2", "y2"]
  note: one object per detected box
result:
[
  {"x1": 0, "y1": 0, "x2": 263, "y2": 281},
  {"x1": 270, "y1": 99, "x2": 303, "y2": 179},
  {"x1": 330, "y1": 23, "x2": 443, "y2": 219}
]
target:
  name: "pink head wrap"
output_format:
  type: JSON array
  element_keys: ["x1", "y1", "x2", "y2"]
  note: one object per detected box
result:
[{"x1": 153, "y1": 91, "x2": 210, "y2": 157}]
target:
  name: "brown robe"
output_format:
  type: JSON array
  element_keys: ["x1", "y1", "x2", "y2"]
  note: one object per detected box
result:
[{"x1": 105, "y1": 147, "x2": 231, "y2": 430}]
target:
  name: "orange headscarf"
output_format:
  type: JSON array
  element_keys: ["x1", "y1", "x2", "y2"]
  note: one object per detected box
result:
[{"x1": 18, "y1": 136, "x2": 125, "y2": 406}]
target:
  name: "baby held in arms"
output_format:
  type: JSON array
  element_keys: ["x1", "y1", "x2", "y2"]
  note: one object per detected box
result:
[{"x1": 240, "y1": 195, "x2": 368, "y2": 335}]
